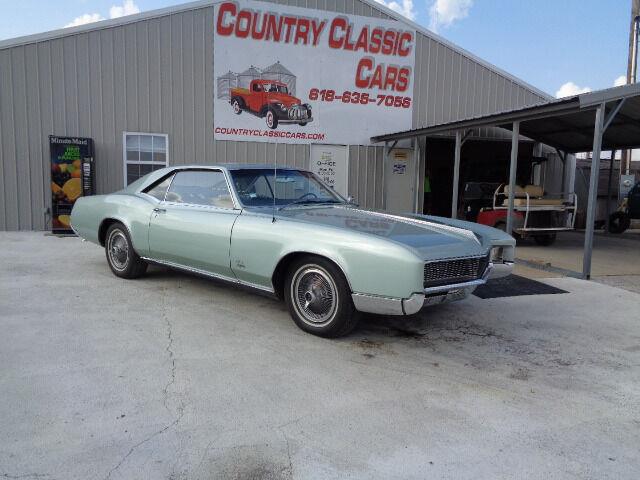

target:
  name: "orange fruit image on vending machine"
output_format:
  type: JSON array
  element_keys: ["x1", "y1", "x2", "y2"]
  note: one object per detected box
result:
[
  {"x1": 62, "y1": 178, "x2": 82, "y2": 201},
  {"x1": 58, "y1": 215, "x2": 71, "y2": 227}
]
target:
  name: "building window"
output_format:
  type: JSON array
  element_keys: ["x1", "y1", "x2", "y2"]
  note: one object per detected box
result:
[{"x1": 123, "y1": 132, "x2": 169, "y2": 186}]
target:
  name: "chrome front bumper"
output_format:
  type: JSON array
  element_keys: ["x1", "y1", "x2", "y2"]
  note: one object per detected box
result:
[{"x1": 351, "y1": 261, "x2": 513, "y2": 316}]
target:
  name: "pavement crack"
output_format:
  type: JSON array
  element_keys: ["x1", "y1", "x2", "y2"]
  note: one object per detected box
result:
[
  {"x1": 1, "y1": 475, "x2": 52, "y2": 479},
  {"x1": 162, "y1": 314, "x2": 177, "y2": 412},
  {"x1": 103, "y1": 288, "x2": 186, "y2": 480},
  {"x1": 277, "y1": 427, "x2": 294, "y2": 479},
  {"x1": 103, "y1": 411, "x2": 184, "y2": 480}
]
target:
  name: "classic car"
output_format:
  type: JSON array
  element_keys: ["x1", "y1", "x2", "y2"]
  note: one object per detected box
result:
[
  {"x1": 230, "y1": 80, "x2": 313, "y2": 129},
  {"x1": 70, "y1": 164, "x2": 515, "y2": 338}
]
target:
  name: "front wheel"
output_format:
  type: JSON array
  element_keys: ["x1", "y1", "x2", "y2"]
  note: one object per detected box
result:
[
  {"x1": 608, "y1": 211, "x2": 630, "y2": 234},
  {"x1": 533, "y1": 233, "x2": 557, "y2": 246},
  {"x1": 284, "y1": 256, "x2": 359, "y2": 338},
  {"x1": 298, "y1": 122, "x2": 307, "y2": 126},
  {"x1": 265, "y1": 109, "x2": 278, "y2": 129},
  {"x1": 105, "y1": 223, "x2": 148, "y2": 279}
]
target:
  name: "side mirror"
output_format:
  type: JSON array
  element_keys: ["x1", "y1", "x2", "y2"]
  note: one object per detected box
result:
[{"x1": 347, "y1": 195, "x2": 358, "y2": 206}]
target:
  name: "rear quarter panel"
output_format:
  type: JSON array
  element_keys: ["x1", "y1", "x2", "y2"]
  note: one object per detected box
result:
[
  {"x1": 71, "y1": 193, "x2": 156, "y2": 255},
  {"x1": 231, "y1": 212, "x2": 425, "y2": 299}
]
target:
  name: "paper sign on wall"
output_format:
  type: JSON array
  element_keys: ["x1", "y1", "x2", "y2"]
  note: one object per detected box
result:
[{"x1": 310, "y1": 144, "x2": 349, "y2": 197}]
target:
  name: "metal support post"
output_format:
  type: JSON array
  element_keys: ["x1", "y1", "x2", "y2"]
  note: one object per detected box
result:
[
  {"x1": 605, "y1": 150, "x2": 616, "y2": 232},
  {"x1": 451, "y1": 130, "x2": 463, "y2": 218},
  {"x1": 583, "y1": 104, "x2": 605, "y2": 279},
  {"x1": 412, "y1": 137, "x2": 421, "y2": 213},
  {"x1": 506, "y1": 121, "x2": 520, "y2": 236}
]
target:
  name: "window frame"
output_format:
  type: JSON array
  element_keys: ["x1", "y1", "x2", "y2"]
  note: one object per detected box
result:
[
  {"x1": 160, "y1": 168, "x2": 239, "y2": 211},
  {"x1": 122, "y1": 132, "x2": 169, "y2": 187}
]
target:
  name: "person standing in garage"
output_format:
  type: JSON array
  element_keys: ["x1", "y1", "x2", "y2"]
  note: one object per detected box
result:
[{"x1": 423, "y1": 169, "x2": 432, "y2": 214}]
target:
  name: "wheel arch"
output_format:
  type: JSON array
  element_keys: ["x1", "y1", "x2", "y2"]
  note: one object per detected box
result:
[
  {"x1": 271, "y1": 251, "x2": 353, "y2": 300},
  {"x1": 231, "y1": 96, "x2": 245, "y2": 109},
  {"x1": 98, "y1": 217, "x2": 132, "y2": 247}
]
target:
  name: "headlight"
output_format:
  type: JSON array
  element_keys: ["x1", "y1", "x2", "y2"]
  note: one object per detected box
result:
[{"x1": 490, "y1": 246, "x2": 504, "y2": 263}]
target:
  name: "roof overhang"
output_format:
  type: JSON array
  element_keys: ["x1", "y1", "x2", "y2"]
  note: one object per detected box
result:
[{"x1": 372, "y1": 83, "x2": 640, "y2": 153}]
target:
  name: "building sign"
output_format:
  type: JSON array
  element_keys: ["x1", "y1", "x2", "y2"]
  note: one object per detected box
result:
[
  {"x1": 213, "y1": 0, "x2": 416, "y2": 145},
  {"x1": 49, "y1": 136, "x2": 94, "y2": 234}
]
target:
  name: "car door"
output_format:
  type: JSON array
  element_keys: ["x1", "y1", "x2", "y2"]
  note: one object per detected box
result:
[
  {"x1": 249, "y1": 82, "x2": 264, "y2": 112},
  {"x1": 147, "y1": 169, "x2": 239, "y2": 279}
]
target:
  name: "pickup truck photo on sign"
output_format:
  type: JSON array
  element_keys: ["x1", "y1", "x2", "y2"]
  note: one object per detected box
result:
[{"x1": 213, "y1": 0, "x2": 416, "y2": 145}]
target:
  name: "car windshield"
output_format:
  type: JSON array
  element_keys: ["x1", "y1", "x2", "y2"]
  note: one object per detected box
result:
[
  {"x1": 230, "y1": 168, "x2": 343, "y2": 207},
  {"x1": 267, "y1": 84, "x2": 288, "y2": 94}
]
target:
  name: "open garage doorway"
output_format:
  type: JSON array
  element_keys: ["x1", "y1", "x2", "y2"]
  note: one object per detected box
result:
[{"x1": 422, "y1": 138, "x2": 535, "y2": 218}]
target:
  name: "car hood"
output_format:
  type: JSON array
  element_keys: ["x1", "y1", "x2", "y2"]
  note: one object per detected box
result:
[
  {"x1": 267, "y1": 93, "x2": 301, "y2": 106},
  {"x1": 272, "y1": 205, "x2": 488, "y2": 260}
]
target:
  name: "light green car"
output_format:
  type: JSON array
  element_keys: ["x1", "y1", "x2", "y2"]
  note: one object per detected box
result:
[{"x1": 71, "y1": 164, "x2": 515, "y2": 337}]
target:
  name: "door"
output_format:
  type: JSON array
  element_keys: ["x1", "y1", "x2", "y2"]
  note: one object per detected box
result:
[
  {"x1": 309, "y1": 144, "x2": 349, "y2": 198},
  {"x1": 249, "y1": 82, "x2": 265, "y2": 112},
  {"x1": 148, "y1": 170, "x2": 239, "y2": 278},
  {"x1": 384, "y1": 148, "x2": 416, "y2": 213}
]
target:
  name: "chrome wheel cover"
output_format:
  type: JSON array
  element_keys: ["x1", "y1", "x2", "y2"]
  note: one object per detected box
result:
[
  {"x1": 232, "y1": 100, "x2": 241, "y2": 114},
  {"x1": 107, "y1": 229, "x2": 129, "y2": 271},
  {"x1": 291, "y1": 265, "x2": 338, "y2": 326},
  {"x1": 266, "y1": 111, "x2": 274, "y2": 128}
]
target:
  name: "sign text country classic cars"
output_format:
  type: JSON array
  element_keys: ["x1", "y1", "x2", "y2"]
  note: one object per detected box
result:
[{"x1": 214, "y1": 0, "x2": 416, "y2": 145}]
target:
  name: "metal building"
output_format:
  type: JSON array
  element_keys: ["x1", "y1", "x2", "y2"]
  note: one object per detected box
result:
[{"x1": 0, "y1": 0, "x2": 550, "y2": 231}]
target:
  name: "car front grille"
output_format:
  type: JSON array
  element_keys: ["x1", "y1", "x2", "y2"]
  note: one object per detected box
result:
[
  {"x1": 288, "y1": 105, "x2": 309, "y2": 120},
  {"x1": 423, "y1": 254, "x2": 490, "y2": 288}
]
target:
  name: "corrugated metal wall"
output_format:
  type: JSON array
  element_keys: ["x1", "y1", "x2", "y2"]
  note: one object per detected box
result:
[{"x1": 0, "y1": 0, "x2": 548, "y2": 230}]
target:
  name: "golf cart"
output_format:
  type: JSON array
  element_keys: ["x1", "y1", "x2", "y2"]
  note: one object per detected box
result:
[{"x1": 608, "y1": 179, "x2": 640, "y2": 233}]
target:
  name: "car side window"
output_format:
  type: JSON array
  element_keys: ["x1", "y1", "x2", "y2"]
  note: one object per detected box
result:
[
  {"x1": 165, "y1": 170, "x2": 235, "y2": 208},
  {"x1": 144, "y1": 175, "x2": 174, "y2": 201}
]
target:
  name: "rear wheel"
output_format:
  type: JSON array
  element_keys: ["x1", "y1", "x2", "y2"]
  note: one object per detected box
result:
[
  {"x1": 284, "y1": 256, "x2": 359, "y2": 338},
  {"x1": 608, "y1": 211, "x2": 630, "y2": 234},
  {"x1": 231, "y1": 98, "x2": 242, "y2": 115},
  {"x1": 105, "y1": 223, "x2": 147, "y2": 279},
  {"x1": 533, "y1": 233, "x2": 557, "y2": 246}
]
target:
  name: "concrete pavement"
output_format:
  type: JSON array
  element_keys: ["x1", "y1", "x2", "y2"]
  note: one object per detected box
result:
[
  {"x1": 1, "y1": 232, "x2": 639, "y2": 479},
  {"x1": 516, "y1": 230, "x2": 640, "y2": 293}
]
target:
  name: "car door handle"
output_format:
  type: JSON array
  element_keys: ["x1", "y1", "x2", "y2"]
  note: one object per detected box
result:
[{"x1": 153, "y1": 207, "x2": 166, "y2": 214}]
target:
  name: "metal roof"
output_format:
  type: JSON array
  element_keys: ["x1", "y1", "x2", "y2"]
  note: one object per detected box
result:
[
  {"x1": 0, "y1": 0, "x2": 550, "y2": 100},
  {"x1": 371, "y1": 83, "x2": 640, "y2": 153}
]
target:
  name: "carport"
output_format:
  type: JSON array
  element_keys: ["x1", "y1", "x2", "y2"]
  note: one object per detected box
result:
[{"x1": 372, "y1": 83, "x2": 640, "y2": 279}]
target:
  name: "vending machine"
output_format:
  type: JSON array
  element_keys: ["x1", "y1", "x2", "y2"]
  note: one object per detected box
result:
[{"x1": 49, "y1": 136, "x2": 95, "y2": 234}]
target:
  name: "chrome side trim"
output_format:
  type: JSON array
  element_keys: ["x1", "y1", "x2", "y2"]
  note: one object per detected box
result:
[{"x1": 140, "y1": 256, "x2": 275, "y2": 294}]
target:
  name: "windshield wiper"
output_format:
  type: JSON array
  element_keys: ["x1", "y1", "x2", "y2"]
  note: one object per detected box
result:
[{"x1": 278, "y1": 199, "x2": 341, "y2": 211}]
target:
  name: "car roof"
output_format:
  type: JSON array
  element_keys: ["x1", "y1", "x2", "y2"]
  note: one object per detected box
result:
[
  {"x1": 253, "y1": 79, "x2": 285, "y2": 85},
  {"x1": 126, "y1": 163, "x2": 312, "y2": 193}
]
